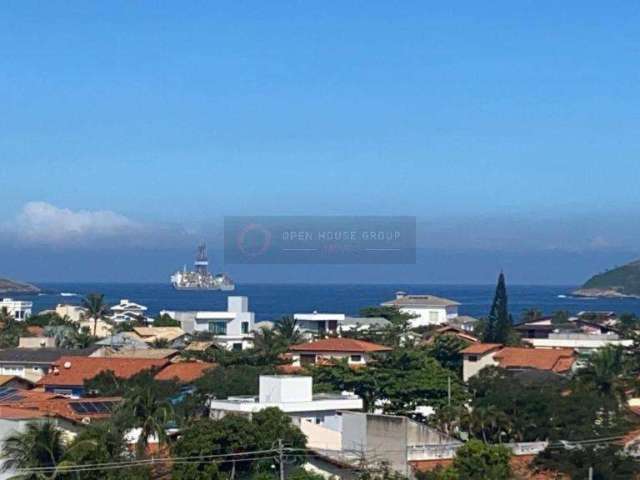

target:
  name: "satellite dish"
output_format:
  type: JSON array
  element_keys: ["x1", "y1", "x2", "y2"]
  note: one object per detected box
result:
[{"x1": 63, "y1": 361, "x2": 71, "y2": 369}]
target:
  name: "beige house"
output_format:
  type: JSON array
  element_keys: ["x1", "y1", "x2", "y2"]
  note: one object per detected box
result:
[
  {"x1": 461, "y1": 343, "x2": 576, "y2": 382},
  {"x1": 289, "y1": 338, "x2": 391, "y2": 367}
]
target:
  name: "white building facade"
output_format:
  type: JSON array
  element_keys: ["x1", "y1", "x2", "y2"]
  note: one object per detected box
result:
[
  {"x1": 209, "y1": 375, "x2": 363, "y2": 430},
  {"x1": 381, "y1": 292, "x2": 459, "y2": 327},
  {"x1": 0, "y1": 298, "x2": 32, "y2": 321},
  {"x1": 166, "y1": 296, "x2": 255, "y2": 351}
]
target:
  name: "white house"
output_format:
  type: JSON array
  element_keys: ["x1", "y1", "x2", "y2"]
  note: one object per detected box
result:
[
  {"x1": 165, "y1": 296, "x2": 255, "y2": 351},
  {"x1": 109, "y1": 299, "x2": 149, "y2": 324},
  {"x1": 209, "y1": 375, "x2": 363, "y2": 430},
  {"x1": 293, "y1": 312, "x2": 390, "y2": 336},
  {"x1": 294, "y1": 312, "x2": 345, "y2": 335},
  {"x1": 381, "y1": 292, "x2": 459, "y2": 327},
  {"x1": 0, "y1": 299, "x2": 32, "y2": 321}
]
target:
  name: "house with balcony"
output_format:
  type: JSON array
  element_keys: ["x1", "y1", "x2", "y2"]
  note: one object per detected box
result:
[
  {"x1": 293, "y1": 312, "x2": 390, "y2": 337},
  {"x1": 166, "y1": 296, "x2": 255, "y2": 351},
  {"x1": 108, "y1": 299, "x2": 150, "y2": 324},
  {"x1": 381, "y1": 292, "x2": 460, "y2": 328},
  {"x1": 0, "y1": 298, "x2": 32, "y2": 321}
]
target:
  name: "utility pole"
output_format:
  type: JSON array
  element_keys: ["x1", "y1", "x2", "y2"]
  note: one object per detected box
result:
[
  {"x1": 447, "y1": 375, "x2": 451, "y2": 406},
  {"x1": 278, "y1": 438, "x2": 285, "y2": 480},
  {"x1": 588, "y1": 466, "x2": 593, "y2": 480}
]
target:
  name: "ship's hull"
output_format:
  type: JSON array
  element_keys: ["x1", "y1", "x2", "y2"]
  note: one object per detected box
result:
[{"x1": 172, "y1": 284, "x2": 235, "y2": 291}]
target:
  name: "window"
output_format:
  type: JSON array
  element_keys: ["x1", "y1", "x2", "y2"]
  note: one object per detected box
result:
[
  {"x1": 350, "y1": 354, "x2": 363, "y2": 363},
  {"x1": 429, "y1": 311, "x2": 439, "y2": 323},
  {"x1": 468, "y1": 355, "x2": 478, "y2": 362},
  {"x1": 300, "y1": 354, "x2": 316, "y2": 366},
  {"x1": 232, "y1": 343, "x2": 243, "y2": 351},
  {"x1": 208, "y1": 321, "x2": 227, "y2": 335},
  {"x1": 241, "y1": 322, "x2": 249, "y2": 334}
]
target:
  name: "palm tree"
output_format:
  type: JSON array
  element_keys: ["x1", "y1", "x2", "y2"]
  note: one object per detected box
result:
[
  {"x1": 1, "y1": 420, "x2": 65, "y2": 479},
  {"x1": 274, "y1": 316, "x2": 302, "y2": 346},
  {"x1": 521, "y1": 308, "x2": 543, "y2": 324},
  {"x1": 81, "y1": 293, "x2": 109, "y2": 337},
  {"x1": 576, "y1": 345, "x2": 629, "y2": 404},
  {"x1": 252, "y1": 326, "x2": 285, "y2": 361},
  {"x1": 119, "y1": 387, "x2": 173, "y2": 457}
]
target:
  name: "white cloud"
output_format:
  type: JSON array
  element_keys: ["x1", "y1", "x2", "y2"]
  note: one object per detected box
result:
[{"x1": 5, "y1": 202, "x2": 144, "y2": 246}]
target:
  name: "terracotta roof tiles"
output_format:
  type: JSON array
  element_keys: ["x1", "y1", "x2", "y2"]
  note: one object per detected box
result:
[
  {"x1": 289, "y1": 338, "x2": 392, "y2": 353},
  {"x1": 37, "y1": 356, "x2": 169, "y2": 387}
]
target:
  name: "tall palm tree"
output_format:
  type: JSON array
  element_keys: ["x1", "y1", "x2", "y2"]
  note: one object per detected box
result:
[
  {"x1": 576, "y1": 345, "x2": 629, "y2": 404},
  {"x1": 119, "y1": 387, "x2": 173, "y2": 457},
  {"x1": 252, "y1": 326, "x2": 285, "y2": 360},
  {"x1": 81, "y1": 293, "x2": 109, "y2": 337},
  {"x1": 1, "y1": 420, "x2": 65, "y2": 479},
  {"x1": 274, "y1": 316, "x2": 302, "y2": 346}
]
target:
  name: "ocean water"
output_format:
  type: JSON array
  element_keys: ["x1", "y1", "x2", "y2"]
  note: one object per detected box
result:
[{"x1": 9, "y1": 283, "x2": 640, "y2": 322}]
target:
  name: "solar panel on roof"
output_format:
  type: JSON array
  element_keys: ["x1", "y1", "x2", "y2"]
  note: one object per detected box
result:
[
  {"x1": 0, "y1": 388, "x2": 22, "y2": 402},
  {"x1": 70, "y1": 401, "x2": 118, "y2": 415}
]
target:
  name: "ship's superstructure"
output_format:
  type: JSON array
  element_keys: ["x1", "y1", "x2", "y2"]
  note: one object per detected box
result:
[{"x1": 171, "y1": 243, "x2": 235, "y2": 291}]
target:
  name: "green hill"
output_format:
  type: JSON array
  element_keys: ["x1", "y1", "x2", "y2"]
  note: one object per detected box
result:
[
  {"x1": 0, "y1": 278, "x2": 40, "y2": 294},
  {"x1": 574, "y1": 260, "x2": 640, "y2": 298}
]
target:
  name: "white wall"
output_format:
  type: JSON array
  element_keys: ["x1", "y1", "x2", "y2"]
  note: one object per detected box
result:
[
  {"x1": 400, "y1": 306, "x2": 458, "y2": 327},
  {"x1": 462, "y1": 352, "x2": 498, "y2": 382}
]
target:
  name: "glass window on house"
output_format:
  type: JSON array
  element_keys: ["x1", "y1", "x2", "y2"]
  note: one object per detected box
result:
[
  {"x1": 241, "y1": 322, "x2": 249, "y2": 334},
  {"x1": 208, "y1": 321, "x2": 227, "y2": 335},
  {"x1": 350, "y1": 354, "x2": 363, "y2": 363}
]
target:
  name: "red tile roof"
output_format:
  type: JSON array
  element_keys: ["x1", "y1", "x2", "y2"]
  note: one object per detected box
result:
[
  {"x1": 0, "y1": 406, "x2": 46, "y2": 420},
  {"x1": 0, "y1": 390, "x2": 121, "y2": 424},
  {"x1": 460, "y1": 343, "x2": 502, "y2": 355},
  {"x1": 494, "y1": 347, "x2": 575, "y2": 373},
  {"x1": 37, "y1": 356, "x2": 169, "y2": 387},
  {"x1": 154, "y1": 362, "x2": 215, "y2": 383},
  {"x1": 289, "y1": 338, "x2": 392, "y2": 353}
]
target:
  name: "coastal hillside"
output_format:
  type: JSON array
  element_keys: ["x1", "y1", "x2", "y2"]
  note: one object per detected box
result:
[
  {"x1": 574, "y1": 260, "x2": 640, "y2": 298},
  {"x1": 0, "y1": 277, "x2": 40, "y2": 294}
]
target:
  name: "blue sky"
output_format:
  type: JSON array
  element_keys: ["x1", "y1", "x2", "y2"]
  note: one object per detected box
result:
[{"x1": 1, "y1": 2, "x2": 639, "y2": 282}]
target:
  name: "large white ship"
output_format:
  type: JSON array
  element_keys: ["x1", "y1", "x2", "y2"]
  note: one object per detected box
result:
[{"x1": 171, "y1": 243, "x2": 235, "y2": 291}]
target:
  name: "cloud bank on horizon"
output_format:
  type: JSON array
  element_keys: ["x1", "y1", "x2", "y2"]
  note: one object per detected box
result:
[
  {"x1": 1, "y1": 201, "x2": 639, "y2": 257},
  {"x1": 1, "y1": 201, "x2": 190, "y2": 248}
]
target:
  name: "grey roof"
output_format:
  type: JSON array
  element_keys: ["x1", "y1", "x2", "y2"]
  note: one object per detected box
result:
[
  {"x1": 342, "y1": 317, "x2": 391, "y2": 327},
  {"x1": 95, "y1": 332, "x2": 149, "y2": 348},
  {"x1": 381, "y1": 294, "x2": 460, "y2": 308},
  {"x1": 0, "y1": 347, "x2": 98, "y2": 364}
]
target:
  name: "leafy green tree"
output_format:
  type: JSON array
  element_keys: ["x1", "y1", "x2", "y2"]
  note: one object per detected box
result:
[
  {"x1": 534, "y1": 444, "x2": 639, "y2": 479},
  {"x1": 450, "y1": 440, "x2": 511, "y2": 480},
  {"x1": 520, "y1": 308, "x2": 543, "y2": 323},
  {"x1": 483, "y1": 272, "x2": 511, "y2": 344},
  {"x1": 1, "y1": 420, "x2": 66, "y2": 479},
  {"x1": 0, "y1": 316, "x2": 27, "y2": 348},
  {"x1": 26, "y1": 312, "x2": 70, "y2": 328},
  {"x1": 172, "y1": 408, "x2": 306, "y2": 480},
  {"x1": 153, "y1": 313, "x2": 180, "y2": 327},
  {"x1": 425, "y1": 333, "x2": 471, "y2": 377},
  {"x1": 195, "y1": 364, "x2": 276, "y2": 401},
  {"x1": 551, "y1": 310, "x2": 571, "y2": 327},
  {"x1": 81, "y1": 293, "x2": 110, "y2": 337},
  {"x1": 311, "y1": 348, "x2": 466, "y2": 414}
]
